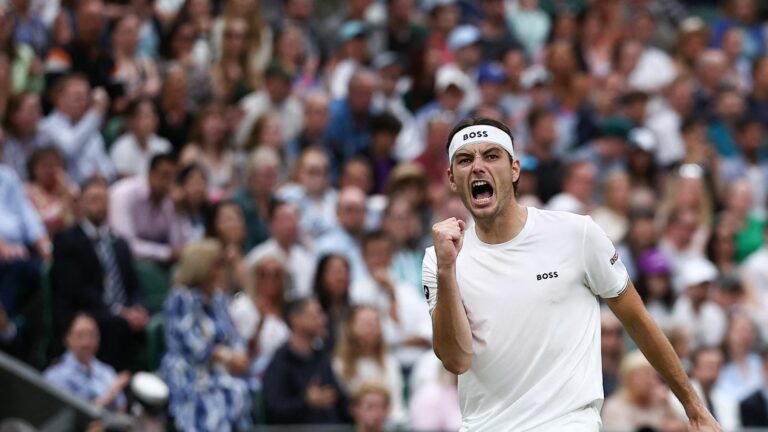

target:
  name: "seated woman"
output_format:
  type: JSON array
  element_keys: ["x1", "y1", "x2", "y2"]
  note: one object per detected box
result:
[
  {"x1": 174, "y1": 164, "x2": 210, "y2": 243},
  {"x1": 109, "y1": 98, "x2": 172, "y2": 178},
  {"x1": 313, "y1": 254, "x2": 352, "y2": 349},
  {"x1": 44, "y1": 313, "x2": 130, "y2": 413},
  {"x1": 205, "y1": 200, "x2": 249, "y2": 295},
  {"x1": 24, "y1": 146, "x2": 77, "y2": 236},
  {"x1": 161, "y1": 240, "x2": 251, "y2": 432},
  {"x1": 229, "y1": 252, "x2": 291, "y2": 390},
  {"x1": 333, "y1": 306, "x2": 406, "y2": 426}
]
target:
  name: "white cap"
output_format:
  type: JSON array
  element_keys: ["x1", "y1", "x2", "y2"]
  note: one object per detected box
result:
[
  {"x1": 435, "y1": 65, "x2": 471, "y2": 93},
  {"x1": 680, "y1": 257, "x2": 718, "y2": 287},
  {"x1": 131, "y1": 372, "x2": 169, "y2": 407},
  {"x1": 447, "y1": 25, "x2": 481, "y2": 51}
]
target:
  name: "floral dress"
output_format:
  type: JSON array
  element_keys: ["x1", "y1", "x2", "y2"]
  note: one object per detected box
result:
[{"x1": 161, "y1": 287, "x2": 251, "y2": 431}]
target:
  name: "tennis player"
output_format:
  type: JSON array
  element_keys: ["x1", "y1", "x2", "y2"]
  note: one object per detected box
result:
[{"x1": 422, "y1": 117, "x2": 721, "y2": 431}]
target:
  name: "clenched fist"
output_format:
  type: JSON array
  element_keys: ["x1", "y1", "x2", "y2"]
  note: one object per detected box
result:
[{"x1": 432, "y1": 218, "x2": 466, "y2": 267}]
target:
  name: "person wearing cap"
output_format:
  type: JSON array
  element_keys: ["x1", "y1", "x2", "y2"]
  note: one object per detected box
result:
[
  {"x1": 645, "y1": 76, "x2": 695, "y2": 167},
  {"x1": 414, "y1": 65, "x2": 473, "y2": 133},
  {"x1": 671, "y1": 257, "x2": 727, "y2": 351},
  {"x1": 424, "y1": 117, "x2": 720, "y2": 430},
  {"x1": 626, "y1": 126, "x2": 659, "y2": 189},
  {"x1": 635, "y1": 248, "x2": 676, "y2": 330},
  {"x1": 328, "y1": 20, "x2": 370, "y2": 100},
  {"x1": 476, "y1": 62, "x2": 507, "y2": 116},
  {"x1": 236, "y1": 61, "x2": 303, "y2": 148}
]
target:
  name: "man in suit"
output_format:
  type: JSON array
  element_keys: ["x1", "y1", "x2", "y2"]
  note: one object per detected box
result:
[
  {"x1": 51, "y1": 177, "x2": 148, "y2": 371},
  {"x1": 740, "y1": 349, "x2": 768, "y2": 427}
]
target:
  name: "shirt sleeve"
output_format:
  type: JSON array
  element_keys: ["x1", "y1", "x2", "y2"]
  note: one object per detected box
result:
[
  {"x1": 582, "y1": 216, "x2": 629, "y2": 298},
  {"x1": 421, "y1": 247, "x2": 438, "y2": 315}
]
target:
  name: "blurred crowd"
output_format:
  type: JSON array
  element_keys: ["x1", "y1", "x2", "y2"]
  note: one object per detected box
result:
[{"x1": 0, "y1": 0, "x2": 768, "y2": 430}]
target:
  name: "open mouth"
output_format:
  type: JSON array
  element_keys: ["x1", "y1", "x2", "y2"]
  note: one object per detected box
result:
[{"x1": 471, "y1": 180, "x2": 494, "y2": 206}]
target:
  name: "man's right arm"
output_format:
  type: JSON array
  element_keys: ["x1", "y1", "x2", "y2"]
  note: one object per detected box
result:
[{"x1": 428, "y1": 218, "x2": 473, "y2": 375}]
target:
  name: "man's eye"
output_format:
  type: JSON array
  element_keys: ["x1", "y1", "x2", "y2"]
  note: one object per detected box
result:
[
  {"x1": 488, "y1": 154, "x2": 499, "y2": 160},
  {"x1": 458, "y1": 158, "x2": 471, "y2": 165}
]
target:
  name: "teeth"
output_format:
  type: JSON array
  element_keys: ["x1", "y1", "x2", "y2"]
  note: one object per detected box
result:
[{"x1": 472, "y1": 181, "x2": 488, "y2": 187}]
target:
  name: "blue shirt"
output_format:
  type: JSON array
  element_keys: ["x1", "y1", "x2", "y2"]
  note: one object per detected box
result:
[
  {"x1": 44, "y1": 351, "x2": 126, "y2": 412},
  {"x1": 315, "y1": 227, "x2": 366, "y2": 284},
  {"x1": 0, "y1": 165, "x2": 45, "y2": 245},
  {"x1": 324, "y1": 100, "x2": 374, "y2": 174}
]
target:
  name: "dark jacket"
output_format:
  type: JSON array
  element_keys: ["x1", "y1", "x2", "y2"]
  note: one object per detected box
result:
[
  {"x1": 263, "y1": 342, "x2": 350, "y2": 425},
  {"x1": 51, "y1": 224, "x2": 143, "y2": 333},
  {"x1": 740, "y1": 389, "x2": 768, "y2": 427}
]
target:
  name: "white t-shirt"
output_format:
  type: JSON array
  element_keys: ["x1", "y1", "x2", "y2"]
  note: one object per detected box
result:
[{"x1": 422, "y1": 207, "x2": 629, "y2": 431}]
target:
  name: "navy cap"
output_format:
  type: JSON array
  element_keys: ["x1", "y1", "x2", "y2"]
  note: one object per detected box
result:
[{"x1": 477, "y1": 63, "x2": 506, "y2": 84}]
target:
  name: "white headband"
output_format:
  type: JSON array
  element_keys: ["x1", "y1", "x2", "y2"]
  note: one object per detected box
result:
[{"x1": 448, "y1": 125, "x2": 514, "y2": 161}]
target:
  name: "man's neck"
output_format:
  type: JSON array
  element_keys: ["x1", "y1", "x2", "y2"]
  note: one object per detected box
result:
[
  {"x1": 289, "y1": 333, "x2": 313, "y2": 355},
  {"x1": 475, "y1": 203, "x2": 528, "y2": 244}
]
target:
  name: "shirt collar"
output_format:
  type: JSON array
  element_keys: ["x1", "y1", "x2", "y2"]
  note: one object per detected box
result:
[
  {"x1": 63, "y1": 350, "x2": 96, "y2": 376},
  {"x1": 80, "y1": 218, "x2": 111, "y2": 241}
]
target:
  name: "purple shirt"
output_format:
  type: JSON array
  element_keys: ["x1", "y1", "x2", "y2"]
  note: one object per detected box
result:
[{"x1": 109, "y1": 176, "x2": 183, "y2": 262}]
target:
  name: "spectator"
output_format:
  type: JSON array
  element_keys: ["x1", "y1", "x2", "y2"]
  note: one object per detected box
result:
[
  {"x1": 109, "y1": 98, "x2": 172, "y2": 178},
  {"x1": 718, "y1": 179, "x2": 763, "y2": 264},
  {"x1": 161, "y1": 239, "x2": 251, "y2": 432},
  {"x1": 414, "y1": 112, "x2": 452, "y2": 194},
  {"x1": 44, "y1": 313, "x2": 130, "y2": 413},
  {"x1": 0, "y1": 163, "x2": 48, "y2": 358},
  {"x1": 382, "y1": 197, "x2": 425, "y2": 293},
  {"x1": 716, "y1": 312, "x2": 764, "y2": 403},
  {"x1": 229, "y1": 252, "x2": 291, "y2": 389},
  {"x1": 739, "y1": 348, "x2": 768, "y2": 427},
  {"x1": 245, "y1": 200, "x2": 315, "y2": 299},
  {"x1": 741, "y1": 223, "x2": 768, "y2": 314},
  {"x1": 601, "y1": 350, "x2": 685, "y2": 431},
  {"x1": 24, "y1": 146, "x2": 77, "y2": 236},
  {"x1": 746, "y1": 56, "x2": 768, "y2": 124},
  {"x1": 408, "y1": 353, "x2": 461, "y2": 431},
  {"x1": 204, "y1": 200, "x2": 248, "y2": 295},
  {"x1": 208, "y1": 17, "x2": 255, "y2": 105},
  {"x1": 351, "y1": 230, "x2": 431, "y2": 369},
  {"x1": 635, "y1": 249, "x2": 676, "y2": 331},
  {"x1": 236, "y1": 61, "x2": 303, "y2": 148},
  {"x1": 8, "y1": 0, "x2": 49, "y2": 56},
  {"x1": 671, "y1": 347, "x2": 740, "y2": 431},
  {"x1": 109, "y1": 153, "x2": 184, "y2": 265},
  {"x1": 601, "y1": 309, "x2": 625, "y2": 398},
  {"x1": 671, "y1": 257, "x2": 727, "y2": 350},
  {"x1": 263, "y1": 297, "x2": 350, "y2": 424},
  {"x1": 719, "y1": 118, "x2": 768, "y2": 218},
  {"x1": 44, "y1": 0, "x2": 112, "y2": 90},
  {"x1": 316, "y1": 186, "x2": 368, "y2": 283},
  {"x1": 333, "y1": 306, "x2": 406, "y2": 425},
  {"x1": 525, "y1": 108, "x2": 562, "y2": 204},
  {"x1": 591, "y1": 170, "x2": 631, "y2": 244},
  {"x1": 278, "y1": 146, "x2": 338, "y2": 240},
  {"x1": 180, "y1": 104, "x2": 238, "y2": 200},
  {"x1": 708, "y1": 88, "x2": 746, "y2": 159},
  {"x1": 325, "y1": 69, "x2": 379, "y2": 174},
  {"x1": 658, "y1": 207, "x2": 704, "y2": 286},
  {"x1": 233, "y1": 146, "x2": 280, "y2": 250},
  {"x1": 350, "y1": 382, "x2": 391, "y2": 432},
  {"x1": 363, "y1": 112, "x2": 401, "y2": 194},
  {"x1": 327, "y1": 21, "x2": 370, "y2": 100},
  {"x1": 1, "y1": 91, "x2": 44, "y2": 180},
  {"x1": 284, "y1": 91, "x2": 331, "y2": 164},
  {"x1": 546, "y1": 160, "x2": 596, "y2": 215},
  {"x1": 174, "y1": 164, "x2": 209, "y2": 243},
  {"x1": 156, "y1": 65, "x2": 194, "y2": 153},
  {"x1": 313, "y1": 254, "x2": 352, "y2": 349},
  {"x1": 108, "y1": 13, "x2": 161, "y2": 112},
  {"x1": 51, "y1": 177, "x2": 147, "y2": 371},
  {"x1": 38, "y1": 74, "x2": 115, "y2": 183},
  {"x1": 710, "y1": 0, "x2": 764, "y2": 60},
  {"x1": 645, "y1": 77, "x2": 694, "y2": 167}
]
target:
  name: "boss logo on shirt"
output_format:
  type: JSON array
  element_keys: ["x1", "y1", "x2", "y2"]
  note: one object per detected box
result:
[
  {"x1": 424, "y1": 285, "x2": 430, "y2": 300},
  {"x1": 536, "y1": 272, "x2": 559, "y2": 280},
  {"x1": 463, "y1": 131, "x2": 489, "y2": 141},
  {"x1": 610, "y1": 251, "x2": 619, "y2": 265}
]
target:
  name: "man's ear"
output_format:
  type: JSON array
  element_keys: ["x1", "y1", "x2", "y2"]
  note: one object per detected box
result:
[
  {"x1": 447, "y1": 167, "x2": 457, "y2": 192},
  {"x1": 512, "y1": 158, "x2": 521, "y2": 183}
]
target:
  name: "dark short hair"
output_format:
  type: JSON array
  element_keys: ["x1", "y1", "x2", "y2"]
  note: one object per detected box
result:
[
  {"x1": 735, "y1": 116, "x2": 763, "y2": 134},
  {"x1": 204, "y1": 200, "x2": 241, "y2": 239},
  {"x1": 370, "y1": 112, "x2": 402, "y2": 135},
  {"x1": 362, "y1": 229, "x2": 395, "y2": 251},
  {"x1": 149, "y1": 152, "x2": 177, "y2": 172},
  {"x1": 527, "y1": 107, "x2": 554, "y2": 131},
  {"x1": 26, "y1": 146, "x2": 64, "y2": 182},
  {"x1": 690, "y1": 345, "x2": 723, "y2": 368},
  {"x1": 124, "y1": 97, "x2": 156, "y2": 120},
  {"x1": 176, "y1": 163, "x2": 206, "y2": 185},
  {"x1": 680, "y1": 117, "x2": 706, "y2": 135},
  {"x1": 268, "y1": 199, "x2": 295, "y2": 221},
  {"x1": 80, "y1": 175, "x2": 110, "y2": 194},
  {"x1": 283, "y1": 297, "x2": 315, "y2": 328}
]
